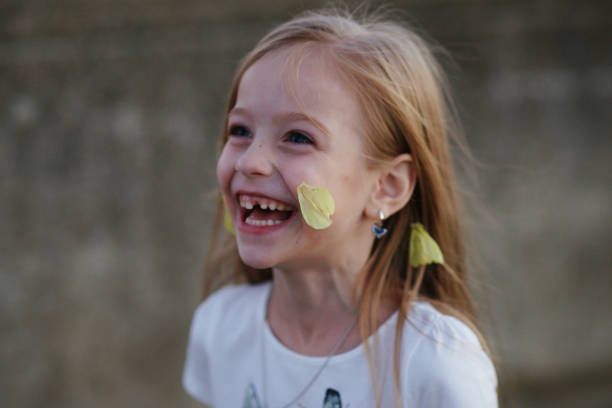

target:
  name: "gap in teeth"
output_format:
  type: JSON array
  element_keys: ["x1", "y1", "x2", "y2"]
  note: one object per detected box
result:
[{"x1": 240, "y1": 196, "x2": 289, "y2": 211}]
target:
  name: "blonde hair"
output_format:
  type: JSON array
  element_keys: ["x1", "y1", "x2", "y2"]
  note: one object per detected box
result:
[{"x1": 204, "y1": 7, "x2": 488, "y2": 406}]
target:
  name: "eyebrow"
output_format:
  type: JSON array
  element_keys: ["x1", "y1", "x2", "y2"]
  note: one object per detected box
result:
[{"x1": 229, "y1": 107, "x2": 331, "y2": 137}]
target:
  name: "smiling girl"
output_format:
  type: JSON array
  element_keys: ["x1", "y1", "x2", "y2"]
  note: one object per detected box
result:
[{"x1": 183, "y1": 8, "x2": 498, "y2": 408}]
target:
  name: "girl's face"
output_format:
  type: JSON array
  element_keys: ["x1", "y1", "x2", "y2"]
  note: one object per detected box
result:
[{"x1": 217, "y1": 46, "x2": 379, "y2": 271}]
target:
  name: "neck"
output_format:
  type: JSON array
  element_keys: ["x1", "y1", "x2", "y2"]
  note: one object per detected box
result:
[{"x1": 267, "y1": 264, "x2": 361, "y2": 356}]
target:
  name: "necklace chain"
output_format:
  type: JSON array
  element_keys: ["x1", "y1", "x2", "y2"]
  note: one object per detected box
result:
[{"x1": 262, "y1": 315, "x2": 359, "y2": 408}]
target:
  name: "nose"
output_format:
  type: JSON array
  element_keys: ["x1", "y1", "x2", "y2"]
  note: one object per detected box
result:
[{"x1": 234, "y1": 142, "x2": 274, "y2": 177}]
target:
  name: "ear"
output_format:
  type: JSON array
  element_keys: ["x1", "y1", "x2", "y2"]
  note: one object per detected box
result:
[{"x1": 365, "y1": 154, "x2": 416, "y2": 220}]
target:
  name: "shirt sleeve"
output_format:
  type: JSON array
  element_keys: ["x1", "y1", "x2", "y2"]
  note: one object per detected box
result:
[
  {"x1": 182, "y1": 301, "x2": 214, "y2": 405},
  {"x1": 404, "y1": 314, "x2": 498, "y2": 407}
]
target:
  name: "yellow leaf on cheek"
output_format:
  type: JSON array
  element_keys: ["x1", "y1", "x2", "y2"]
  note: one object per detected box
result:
[{"x1": 297, "y1": 182, "x2": 335, "y2": 230}]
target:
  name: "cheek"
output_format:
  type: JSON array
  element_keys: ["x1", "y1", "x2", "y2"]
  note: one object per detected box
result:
[
  {"x1": 276, "y1": 158, "x2": 314, "y2": 196},
  {"x1": 337, "y1": 167, "x2": 375, "y2": 211},
  {"x1": 216, "y1": 146, "x2": 234, "y2": 196}
]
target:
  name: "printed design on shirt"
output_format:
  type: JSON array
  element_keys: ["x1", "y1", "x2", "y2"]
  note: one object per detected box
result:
[
  {"x1": 241, "y1": 383, "x2": 343, "y2": 408},
  {"x1": 323, "y1": 388, "x2": 342, "y2": 408},
  {"x1": 243, "y1": 383, "x2": 262, "y2": 408}
]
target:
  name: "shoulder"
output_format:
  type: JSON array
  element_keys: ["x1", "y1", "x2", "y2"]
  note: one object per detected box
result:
[
  {"x1": 402, "y1": 301, "x2": 498, "y2": 407},
  {"x1": 182, "y1": 282, "x2": 271, "y2": 403},
  {"x1": 193, "y1": 282, "x2": 270, "y2": 319},
  {"x1": 183, "y1": 284, "x2": 268, "y2": 403},
  {"x1": 189, "y1": 282, "x2": 271, "y2": 345}
]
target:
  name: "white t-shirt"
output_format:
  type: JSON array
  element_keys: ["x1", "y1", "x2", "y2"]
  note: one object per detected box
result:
[{"x1": 183, "y1": 282, "x2": 498, "y2": 407}]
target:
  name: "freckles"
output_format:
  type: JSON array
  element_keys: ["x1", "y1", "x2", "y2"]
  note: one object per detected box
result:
[{"x1": 338, "y1": 171, "x2": 355, "y2": 186}]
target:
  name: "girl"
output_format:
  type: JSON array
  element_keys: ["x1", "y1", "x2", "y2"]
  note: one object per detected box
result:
[{"x1": 183, "y1": 8, "x2": 498, "y2": 408}]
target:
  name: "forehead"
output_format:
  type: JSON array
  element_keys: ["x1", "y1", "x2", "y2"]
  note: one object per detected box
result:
[{"x1": 235, "y1": 45, "x2": 365, "y2": 138}]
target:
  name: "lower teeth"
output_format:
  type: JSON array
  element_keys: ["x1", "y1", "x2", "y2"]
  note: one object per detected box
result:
[{"x1": 245, "y1": 218, "x2": 285, "y2": 226}]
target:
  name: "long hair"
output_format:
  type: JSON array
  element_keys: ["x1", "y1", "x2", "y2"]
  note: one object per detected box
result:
[{"x1": 203, "y1": 8, "x2": 488, "y2": 406}]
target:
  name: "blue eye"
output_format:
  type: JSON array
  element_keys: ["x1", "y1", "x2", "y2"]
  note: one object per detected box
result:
[
  {"x1": 287, "y1": 131, "x2": 313, "y2": 145},
  {"x1": 229, "y1": 125, "x2": 251, "y2": 137}
]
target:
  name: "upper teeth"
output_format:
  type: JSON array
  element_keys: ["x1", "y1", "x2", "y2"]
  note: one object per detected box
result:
[{"x1": 239, "y1": 195, "x2": 291, "y2": 211}]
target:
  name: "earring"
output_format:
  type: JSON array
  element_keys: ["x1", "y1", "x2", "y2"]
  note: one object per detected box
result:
[{"x1": 372, "y1": 210, "x2": 388, "y2": 238}]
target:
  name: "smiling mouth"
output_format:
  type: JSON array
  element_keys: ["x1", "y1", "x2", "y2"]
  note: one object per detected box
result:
[{"x1": 239, "y1": 194, "x2": 295, "y2": 227}]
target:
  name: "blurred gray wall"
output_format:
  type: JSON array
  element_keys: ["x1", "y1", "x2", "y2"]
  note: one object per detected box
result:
[{"x1": 1, "y1": 1, "x2": 611, "y2": 407}]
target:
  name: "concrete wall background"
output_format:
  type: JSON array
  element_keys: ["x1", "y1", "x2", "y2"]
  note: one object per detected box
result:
[{"x1": 1, "y1": 0, "x2": 611, "y2": 407}]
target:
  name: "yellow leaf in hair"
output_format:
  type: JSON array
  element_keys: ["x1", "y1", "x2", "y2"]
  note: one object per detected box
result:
[
  {"x1": 297, "y1": 182, "x2": 335, "y2": 230},
  {"x1": 222, "y1": 197, "x2": 235, "y2": 235},
  {"x1": 409, "y1": 223, "x2": 444, "y2": 267}
]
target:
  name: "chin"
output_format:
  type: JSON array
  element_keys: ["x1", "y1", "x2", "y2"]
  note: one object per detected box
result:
[{"x1": 237, "y1": 249, "x2": 277, "y2": 270}]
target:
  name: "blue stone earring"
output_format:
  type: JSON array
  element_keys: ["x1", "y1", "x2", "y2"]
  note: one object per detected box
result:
[{"x1": 372, "y1": 210, "x2": 388, "y2": 238}]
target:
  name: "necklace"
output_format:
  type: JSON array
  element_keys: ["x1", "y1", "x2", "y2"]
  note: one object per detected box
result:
[{"x1": 262, "y1": 315, "x2": 359, "y2": 408}]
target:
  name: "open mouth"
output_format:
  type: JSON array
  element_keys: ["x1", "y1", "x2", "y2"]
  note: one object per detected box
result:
[{"x1": 238, "y1": 194, "x2": 295, "y2": 227}]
